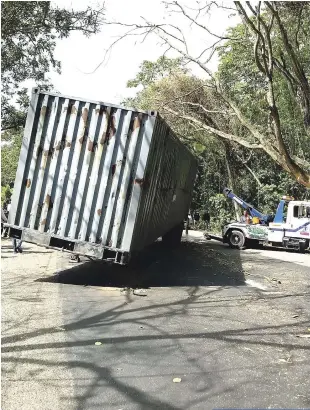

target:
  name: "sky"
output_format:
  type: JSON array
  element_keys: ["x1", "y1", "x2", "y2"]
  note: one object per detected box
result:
[{"x1": 43, "y1": 0, "x2": 240, "y2": 104}]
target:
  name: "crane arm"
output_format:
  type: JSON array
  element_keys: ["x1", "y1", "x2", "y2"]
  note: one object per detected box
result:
[{"x1": 223, "y1": 188, "x2": 268, "y2": 222}]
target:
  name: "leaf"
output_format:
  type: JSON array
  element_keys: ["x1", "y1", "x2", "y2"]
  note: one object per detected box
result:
[
  {"x1": 193, "y1": 142, "x2": 206, "y2": 154},
  {"x1": 173, "y1": 377, "x2": 182, "y2": 383},
  {"x1": 95, "y1": 341, "x2": 102, "y2": 345},
  {"x1": 296, "y1": 334, "x2": 310, "y2": 338},
  {"x1": 279, "y1": 355, "x2": 292, "y2": 364}
]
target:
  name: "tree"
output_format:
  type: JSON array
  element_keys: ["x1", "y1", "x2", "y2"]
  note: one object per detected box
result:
[
  {"x1": 1, "y1": 130, "x2": 23, "y2": 187},
  {"x1": 1, "y1": 185, "x2": 13, "y2": 206},
  {"x1": 108, "y1": 1, "x2": 310, "y2": 187},
  {"x1": 125, "y1": 59, "x2": 246, "y2": 223},
  {"x1": 1, "y1": 1, "x2": 104, "y2": 130},
  {"x1": 125, "y1": 55, "x2": 309, "y2": 229},
  {"x1": 127, "y1": 56, "x2": 188, "y2": 89}
]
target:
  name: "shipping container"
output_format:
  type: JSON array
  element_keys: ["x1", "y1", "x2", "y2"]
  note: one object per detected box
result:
[{"x1": 7, "y1": 89, "x2": 197, "y2": 264}]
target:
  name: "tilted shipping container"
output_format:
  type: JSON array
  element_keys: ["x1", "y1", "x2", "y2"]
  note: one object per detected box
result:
[{"x1": 7, "y1": 89, "x2": 197, "y2": 264}]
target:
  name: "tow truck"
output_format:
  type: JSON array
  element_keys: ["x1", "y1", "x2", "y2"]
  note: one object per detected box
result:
[{"x1": 205, "y1": 188, "x2": 310, "y2": 253}]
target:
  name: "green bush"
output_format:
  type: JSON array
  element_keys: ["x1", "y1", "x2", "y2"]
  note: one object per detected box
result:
[{"x1": 1, "y1": 185, "x2": 12, "y2": 206}]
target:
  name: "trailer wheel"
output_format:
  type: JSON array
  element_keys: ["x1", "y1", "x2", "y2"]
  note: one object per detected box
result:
[
  {"x1": 228, "y1": 230, "x2": 245, "y2": 249},
  {"x1": 162, "y1": 223, "x2": 183, "y2": 247}
]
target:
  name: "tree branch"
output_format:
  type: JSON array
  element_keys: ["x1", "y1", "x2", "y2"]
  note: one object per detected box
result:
[
  {"x1": 295, "y1": 5, "x2": 303, "y2": 49},
  {"x1": 104, "y1": 8, "x2": 310, "y2": 187},
  {"x1": 181, "y1": 101, "x2": 230, "y2": 114},
  {"x1": 235, "y1": 151, "x2": 263, "y2": 186},
  {"x1": 1, "y1": 125, "x2": 23, "y2": 132},
  {"x1": 265, "y1": 1, "x2": 310, "y2": 127},
  {"x1": 163, "y1": 105, "x2": 263, "y2": 149},
  {"x1": 166, "y1": 1, "x2": 239, "y2": 41},
  {"x1": 235, "y1": 2, "x2": 269, "y2": 75},
  {"x1": 292, "y1": 156, "x2": 310, "y2": 171}
]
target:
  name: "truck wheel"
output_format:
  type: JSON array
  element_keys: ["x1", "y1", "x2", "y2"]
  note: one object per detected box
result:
[
  {"x1": 228, "y1": 230, "x2": 245, "y2": 249},
  {"x1": 299, "y1": 241, "x2": 306, "y2": 254},
  {"x1": 162, "y1": 223, "x2": 183, "y2": 247}
]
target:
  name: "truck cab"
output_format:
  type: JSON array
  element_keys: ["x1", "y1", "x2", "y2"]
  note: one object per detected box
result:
[{"x1": 268, "y1": 199, "x2": 310, "y2": 252}]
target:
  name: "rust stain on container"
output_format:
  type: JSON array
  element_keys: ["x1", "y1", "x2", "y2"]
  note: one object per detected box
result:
[
  {"x1": 41, "y1": 106, "x2": 47, "y2": 116},
  {"x1": 109, "y1": 115, "x2": 116, "y2": 139},
  {"x1": 111, "y1": 164, "x2": 116, "y2": 176},
  {"x1": 45, "y1": 194, "x2": 51, "y2": 206},
  {"x1": 100, "y1": 111, "x2": 110, "y2": 144},
  {"x1": 66, "y1": 141, "x2": 71, "y2": 148},
  {"x1": 95, "y1": 106, "x2": 105, "y2": 115},
  {"x1": 55, "y1": 141, "x2": 62, "y2": 151},
  {"x1": 78, "y1": 107, "x2": 89, "y2": 145},
  {"x1": 97, "y1": 209, "x2": 102, "y2": 216},
  {"x1": 82, "y1": 107, "x2": 89, "y2": 124},
  {"x1": 25, "y1": 179, "x2": 31, "y2": 188},
  {"x1": 71, "y1": 105, "x2": 77, "y2": 115},
  {"x1": 100, "y1": 132, "x2": 107, "y2": 145},
  {"x1": 40, "y1": 218, "x2": 47, "y2": 226},
  {"x1": 134, "y1": 178, "x2": 144, "y2": 186},
  {"x1": 88, "y1": 139, "x2": 94, "y2": 152},
  {"x1": 133, "y1": 115, "x2": 141, "y2": 131}
]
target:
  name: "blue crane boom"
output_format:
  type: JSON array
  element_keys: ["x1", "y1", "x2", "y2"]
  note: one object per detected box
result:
[{"x1": 223, "y1": 188, "x2": 271, "y2": 224}]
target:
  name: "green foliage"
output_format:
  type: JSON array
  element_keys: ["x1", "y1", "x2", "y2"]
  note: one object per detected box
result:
[
  {"x1": 208, "y1": 194, "x2": 235, "y2": 234},
  {"x1": 124, "y1": 54, "x2": 310, "y2": 231},
  {"x1": 1, "y1": 185, "x2": 13, "y2": 206},
  {"x1": 1, "y1": 130, "x2": 23, "y2": 187},
  {"x1": 1, "y1": 88, "x2": 31, "y2": 132},
  {"x1": 1, "y1": 1, "x2": 104, "y2": 130},
  {"x1": 1, "y1": 1, "x2": 104, "y2": 194},
  {"x1": 127, "y1": 56, "x2": 187, "y2": 89},
  {"x1": 217, "y1": 9, "x2": 310, "y2": 165}
]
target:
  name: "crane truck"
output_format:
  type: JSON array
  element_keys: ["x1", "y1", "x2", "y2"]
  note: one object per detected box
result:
[{"x1": 205, "y1": 188, "x2": 310, "y2": 253}]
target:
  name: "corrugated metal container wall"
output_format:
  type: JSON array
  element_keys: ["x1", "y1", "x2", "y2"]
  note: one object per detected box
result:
[
  {"x1": 131, "y1": 117, "x2": 197, "y2": 251},
  {"x1": 8, "y1": 89, "x2": 197, "y2": 263}
]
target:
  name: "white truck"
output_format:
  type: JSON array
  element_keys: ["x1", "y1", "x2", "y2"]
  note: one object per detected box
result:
[
  {"x1": 268, "y1": 199, "x2": 310, "y2": 252},
  {"x1": 206, "y1": 189, "x2": 310, "y2": 253}
]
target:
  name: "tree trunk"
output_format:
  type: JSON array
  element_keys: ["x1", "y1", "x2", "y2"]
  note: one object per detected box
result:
[{"x1": 224, "y1": 144, "x2": 240, "y2": 221}]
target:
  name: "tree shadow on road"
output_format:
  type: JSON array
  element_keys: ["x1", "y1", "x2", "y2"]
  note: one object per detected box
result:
[{"x1": 37, "y1": 237, "x2": 245, "y2": 289}]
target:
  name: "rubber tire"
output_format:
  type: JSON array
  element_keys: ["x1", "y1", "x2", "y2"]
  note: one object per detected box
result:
[
  {"x1": 162, "y1": 223, "x2": 183, "y2": 247},
  {"x1": 228, "y1": 230, "x2": 245, "y2": 249},
  {"x1": 299, "y1": 241, "x2": 306, "y2": 254}
]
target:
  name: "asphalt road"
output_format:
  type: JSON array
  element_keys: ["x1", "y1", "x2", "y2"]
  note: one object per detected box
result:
[{"x1": 2, "y1": 232, "x2": 310, "y2": 410}]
